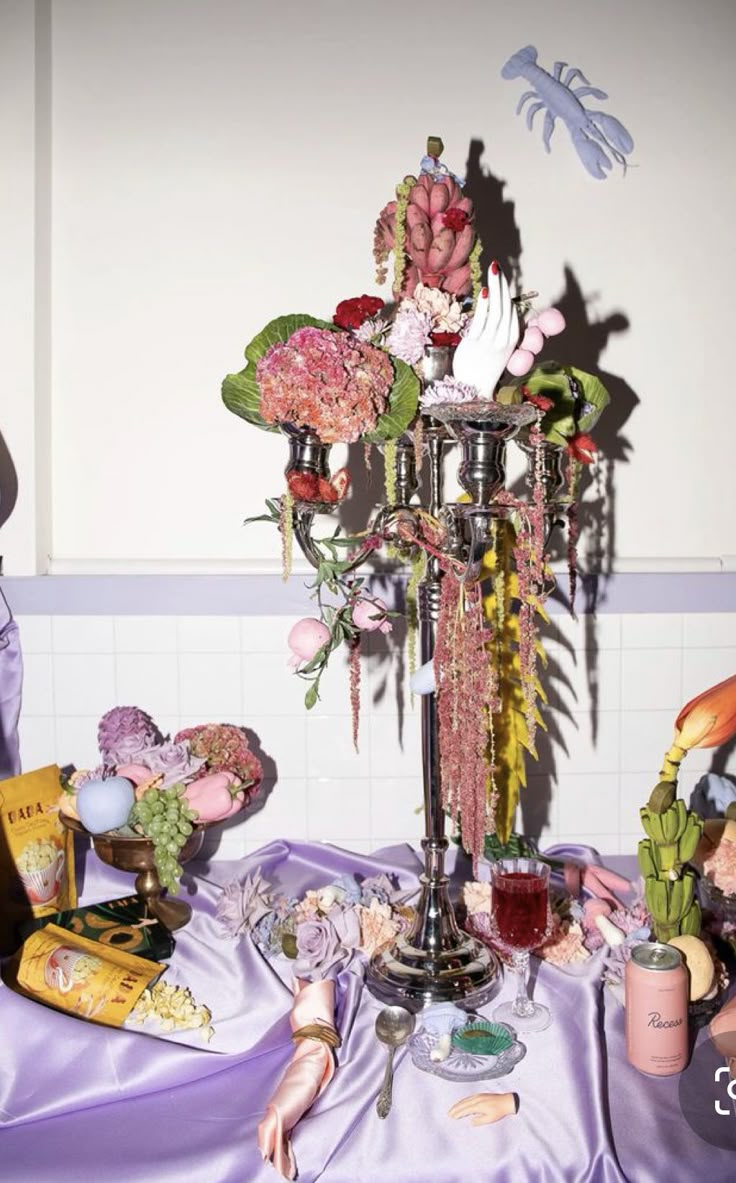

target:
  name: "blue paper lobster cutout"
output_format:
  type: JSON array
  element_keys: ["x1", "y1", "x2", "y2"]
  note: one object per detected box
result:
[{"x1": 501, "y1": 45, "x2": 634, "y2": 179}]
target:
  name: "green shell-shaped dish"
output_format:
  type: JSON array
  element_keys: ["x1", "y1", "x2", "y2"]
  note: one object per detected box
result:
[{"x1": 451, "y1": 1021, "x2": 514, "y2": 1057}]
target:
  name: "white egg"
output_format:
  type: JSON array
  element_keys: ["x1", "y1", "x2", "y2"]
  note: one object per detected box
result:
[{"x1": 410, "y1": 661, "x2": 436, "y2": 696}]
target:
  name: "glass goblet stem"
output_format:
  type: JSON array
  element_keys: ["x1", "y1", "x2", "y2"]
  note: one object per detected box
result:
[{"x1": 512, "y1": 950, "x2": 536, "y2": 1018}]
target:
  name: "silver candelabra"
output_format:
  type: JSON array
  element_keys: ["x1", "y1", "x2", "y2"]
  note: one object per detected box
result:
[{"x1": 284, "y1": 346, "x2": 568, "y2": 1011}]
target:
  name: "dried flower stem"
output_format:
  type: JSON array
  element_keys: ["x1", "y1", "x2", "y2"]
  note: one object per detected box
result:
[
  {"x1": 280, "y1": 491, "x2": 294, "y2": 582},
  {"x1": 349, "y1": 635, "x2": 361, "y2": 753},
  {"x1": 383, "y1": 438, "x2": 397, "y2": 504}
]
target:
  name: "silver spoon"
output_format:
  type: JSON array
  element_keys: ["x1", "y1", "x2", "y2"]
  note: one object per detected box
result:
[{"x1": 374, "y1": 1006, "x2": 416, "y2": 1119}]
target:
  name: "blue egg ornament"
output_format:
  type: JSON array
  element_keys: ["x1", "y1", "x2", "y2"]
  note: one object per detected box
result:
[{"x1": 77, "y1": 776, "x2": 135, "y2": 834}]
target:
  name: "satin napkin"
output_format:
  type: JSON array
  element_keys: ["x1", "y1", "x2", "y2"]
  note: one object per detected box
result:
[{"x1": 257, "y1": 977, "x2": 338, "y2": 1180}]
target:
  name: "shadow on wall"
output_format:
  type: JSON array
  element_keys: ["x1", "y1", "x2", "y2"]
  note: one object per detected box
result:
[
  {"x1": 0, "y1": 429, "x2": 18, "y2": 566},
  {"x1": 465, "y1": 138, "x2": 640, "y2": 842}
]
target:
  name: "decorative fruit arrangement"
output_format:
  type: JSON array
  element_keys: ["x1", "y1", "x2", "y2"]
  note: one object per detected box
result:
[{"x1": 59, "y1": 707, "x2": 262, "y2": 893}]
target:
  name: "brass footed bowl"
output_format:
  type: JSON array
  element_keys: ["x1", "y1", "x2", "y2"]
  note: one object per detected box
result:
[{"x1": 61, "y1": 816, "x2": 212, "y2": 931}]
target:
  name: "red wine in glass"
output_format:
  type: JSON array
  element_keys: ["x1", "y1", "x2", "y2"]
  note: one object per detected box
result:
[
  {"x1": 491, "y1": 857, "x2": 552, "y2": 1033},
  {"x1": 493, "y1": 870, "x2": 549, "y2": 951}
]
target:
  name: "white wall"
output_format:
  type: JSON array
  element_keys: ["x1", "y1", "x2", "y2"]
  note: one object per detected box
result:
[{"x1": 3, "y1": 0, "x2": 736, "y2": 572}]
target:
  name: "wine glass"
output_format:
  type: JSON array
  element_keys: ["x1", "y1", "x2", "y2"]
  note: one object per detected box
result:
[{"x1": 490, "y1": 857, "x2": 552, "y2": 1033}]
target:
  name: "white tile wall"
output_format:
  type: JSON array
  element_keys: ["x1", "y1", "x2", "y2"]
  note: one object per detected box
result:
[{"x1": 13, "y1": 612, "x2": 736, "y2": 859}]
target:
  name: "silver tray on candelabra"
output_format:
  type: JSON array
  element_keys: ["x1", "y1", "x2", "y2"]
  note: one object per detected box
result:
[{"x1": 421, "y1": 400, "x2": 538, "y2": 428}]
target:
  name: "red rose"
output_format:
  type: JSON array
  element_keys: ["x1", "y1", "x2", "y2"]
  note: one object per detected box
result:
[
  {"x1": 442, "y1": 207, "x2": 470, "y2": 232},
  {"x1": 430, "y1": 331, "x2": 462, "y2": 347},
  {"x1": 333, "y1": 295, "x2": 384, "y2": 330}
]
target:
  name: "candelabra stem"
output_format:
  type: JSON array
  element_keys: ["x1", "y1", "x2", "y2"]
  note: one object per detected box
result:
[{"x1": 366, "y1": 431, "x2": 501, "y2": 1010}]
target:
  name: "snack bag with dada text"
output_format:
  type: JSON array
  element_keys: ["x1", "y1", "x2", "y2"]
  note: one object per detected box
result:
[
  {"x1": 3, "y1": 925, "x2": 164, "y2": 1027},
  {"x1": 0, "y1": 765, "x2": 76, "y2": 953}
]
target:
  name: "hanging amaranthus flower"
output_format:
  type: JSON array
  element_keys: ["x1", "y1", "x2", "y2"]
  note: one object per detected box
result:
[
  {"x1": 435, "y1": 572, "x2": 499, "y2": 870},
  {"x1": 349, "y1": 635, "x2": 361, "y2": 753}
]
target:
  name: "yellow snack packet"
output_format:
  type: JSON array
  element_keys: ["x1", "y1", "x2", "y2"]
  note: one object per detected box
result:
[
  {"x1": 0, "y1": 765, "x2": 76, "y2": 952},
  {"x1": 4, "y1": 924, "x2": 165, "y2": 1027}
]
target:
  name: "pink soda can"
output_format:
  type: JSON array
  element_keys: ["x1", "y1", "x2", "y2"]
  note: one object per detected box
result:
[{"x1": 625, "y1": 942, "x2": 689, "y2": 1076}]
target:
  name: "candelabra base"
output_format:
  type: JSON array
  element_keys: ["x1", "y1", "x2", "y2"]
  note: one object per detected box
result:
[{"x1": 366, "y1": 932, "x2": 501, "y2": 1012}]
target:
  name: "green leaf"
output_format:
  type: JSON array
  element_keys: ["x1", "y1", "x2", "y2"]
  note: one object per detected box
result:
[
  {"x1": 569, "y1": 366, "x2": 611, "y2": 433},
  {"x1": 521, "y1": 361, "x2": 610, "y2": 442},
  {"x1": 365, "y1": 357, "x2": 420, "y2": 442},
  {"x1": 304, "y1": 683, "x2": 319, "y2": 710},
  {"x1": 221, "y1": 313, "x2": 332, "y2": 432}
]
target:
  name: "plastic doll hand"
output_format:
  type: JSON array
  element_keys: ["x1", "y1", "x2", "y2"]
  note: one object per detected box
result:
[
  {"x1": 451, "y1": 263, "x2": 520, "y2": 398},
  {"x1": 448, "y1": 1092, "x2": 518, "y2": 1126}
]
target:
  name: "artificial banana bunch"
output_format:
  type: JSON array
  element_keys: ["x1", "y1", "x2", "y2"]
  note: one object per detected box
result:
[
  {"x1": 639, "y1": 780, "x2": 704, "y2": 940},
  {"x1": 644, "y1": 869, "x2": 701, "y2": 942}
]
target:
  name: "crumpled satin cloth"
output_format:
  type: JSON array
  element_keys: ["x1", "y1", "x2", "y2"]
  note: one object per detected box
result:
[
  {"x1": 2, "y1": 839, "x2": 735, "y2": 1182},
  {"x1": 0, "y1": 586, "x2": 22, "y2": 780},
  {"x1": 258, "y1": 978, "x2": 336, "y2": 1179}
]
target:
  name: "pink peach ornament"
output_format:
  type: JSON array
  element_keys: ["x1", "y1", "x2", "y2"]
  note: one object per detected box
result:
[{"x1": 287, "y1": 618, "x2": 330, "y2": 670}]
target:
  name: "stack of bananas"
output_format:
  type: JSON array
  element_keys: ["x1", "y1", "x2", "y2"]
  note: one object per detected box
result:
[{"x1": 638, "y1": 781, "x2": 703, "y2": 942}]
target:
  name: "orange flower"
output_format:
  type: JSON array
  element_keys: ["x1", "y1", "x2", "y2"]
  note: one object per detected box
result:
[{"x1": 675, "y1": 674, "x2": 736, "y2": 751}]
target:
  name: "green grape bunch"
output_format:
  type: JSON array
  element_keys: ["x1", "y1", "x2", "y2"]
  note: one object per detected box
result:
[{"x1": 131, "y1": 784, "x2": 199, "y2": 894}]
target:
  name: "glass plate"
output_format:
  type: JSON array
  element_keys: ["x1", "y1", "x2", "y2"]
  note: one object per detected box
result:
[{"x1": 408, "y1": 1021, "x2": 526, "y2": 1082}]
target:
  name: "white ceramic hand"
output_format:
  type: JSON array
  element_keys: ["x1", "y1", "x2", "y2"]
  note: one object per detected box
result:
[{"x1": 452, "y1": 264, "x2": 520, "y2": 398}]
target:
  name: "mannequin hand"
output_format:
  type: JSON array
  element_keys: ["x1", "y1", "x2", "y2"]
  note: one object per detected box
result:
[
  {"x1": 448, "y1": 1092, "x2": 518, "y2": 1126},
  {"x1": 452, "y1": 263, "x2": 520, "y2": 398}
]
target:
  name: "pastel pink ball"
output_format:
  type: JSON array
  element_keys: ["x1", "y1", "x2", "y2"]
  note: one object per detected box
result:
[
  {"x1": 287, "y1": 618, "x2": 330, "y2": 661},
  {"x1": 520, "y1": 326, "x2": 544, "y2": 354},
  {"x1": 536, "y1": 307, "x2": 566, "y2": 337},
  {"x1": 506, "y1": 348, "x2": 535, "y2": 376}
]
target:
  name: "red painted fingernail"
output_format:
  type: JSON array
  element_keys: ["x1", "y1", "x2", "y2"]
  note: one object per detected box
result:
[
  {"x1": 481, "y1": 286, "x2": 488, "y2": 298},
  {"x1": 491, "y1": 260, "x2": 499, "y2": 275}
]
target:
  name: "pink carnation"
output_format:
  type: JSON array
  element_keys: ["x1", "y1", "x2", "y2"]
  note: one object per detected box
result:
[{"x1": 256, "y1": 326, "x2": 393, "y2": 443}]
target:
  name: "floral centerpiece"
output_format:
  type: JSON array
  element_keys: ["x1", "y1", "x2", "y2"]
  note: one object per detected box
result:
[
  {"x1": 59, "y1": 706, "x2": 263, "y2": 893},
  {"x1": 216, "y1": 867, "x2": 415, "y2": 975},
  {"x1": 220, "y1": 136, "x2": 612, "y2": 867}
]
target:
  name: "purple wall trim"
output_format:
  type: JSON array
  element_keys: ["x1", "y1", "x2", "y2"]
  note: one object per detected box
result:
[{"x1": 2, "y1": 573, "x2": 735, "y2": 615}]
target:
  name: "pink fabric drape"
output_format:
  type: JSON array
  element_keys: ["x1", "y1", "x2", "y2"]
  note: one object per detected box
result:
[{"x1": 257, "y1": 977, "x2": 337, "y2": 1179}]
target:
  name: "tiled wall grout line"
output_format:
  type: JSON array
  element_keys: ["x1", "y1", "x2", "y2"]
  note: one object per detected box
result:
[{"x1": 12, "y1": 612, "x2": 736, "y2": 857}]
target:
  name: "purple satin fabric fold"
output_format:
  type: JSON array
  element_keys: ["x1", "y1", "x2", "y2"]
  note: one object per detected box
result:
[
  {"x1": 1, "y1": 839, "x2": 732, "y2": 1181},
  {"x1": 0, "y1": 587, "x2": 22, "y2": 779}
]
